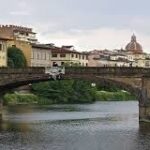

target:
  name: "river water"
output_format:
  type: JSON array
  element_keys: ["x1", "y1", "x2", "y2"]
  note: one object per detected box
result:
[{"x1": 0, "y1": 101, "x2": 150, "y2": 150}]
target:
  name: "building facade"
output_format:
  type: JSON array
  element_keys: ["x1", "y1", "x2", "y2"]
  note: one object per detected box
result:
[
  {"x1": 51, "y1": 46, "x2": 88, "y2": 67},
  {"x1": 0, "y1": 25, "x2": 38, "y2": 67},
  {"x1": 0, "y1": 25, "x2": 38, "y2": 44},
  {"x1": 3, "y1": 24, "x2": 150, "y2": 68},
  {"x1": 31, "y1": 44, "x2": 52, "y2": 67},
  {"x1": 88, "y1": 34, "x2": 150, "y2": 68},
  {"x1": 0, "y1": 25, "x2": 89, "y2": 68},
  {"x1": 0, "y1": 37, "x2": 9, "y2": 67}
]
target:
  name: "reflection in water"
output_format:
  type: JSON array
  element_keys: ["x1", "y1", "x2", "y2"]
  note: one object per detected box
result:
[
  {"x1": 0, "y1": 121, "x2": 30, "y2": 132},
  {"x1": 139, "y1": 122, "x2": 150, "y2": 133},
  {"x1": 0, "y1": 101, "x2": 150, "y2": 150}
]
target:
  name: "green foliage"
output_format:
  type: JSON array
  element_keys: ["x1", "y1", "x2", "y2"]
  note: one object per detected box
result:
[
  {"x1": 96, "y1": 91, "x2": 136, "y2": 101},
  {"x1": 97, "y1": 84, "x2": 120, "y2": 92},
  {"x1": 36, "y1": 97, "x2": 54, "y2": 105},
  {"x1": 7, "y1": 46, "x2": 27, "y2": 68},
  {"x1": 70, "y1": 80, "x2": 96, "y2": 103},
  {"x1": 3, "y1": 81, "x2": 136, "y2": 106},
  {"x1": 4, "y1": 93, "x2": 38, "y2": 105},
  {"x1": 8, "y1": 58, "x2": 15, "y2": 68},
  {"x1": 31, "y1": 80, "x2": 136, "y2": 105},
  {"x1": 32, "y1": 80, "x2": 97, "y2": 104}
]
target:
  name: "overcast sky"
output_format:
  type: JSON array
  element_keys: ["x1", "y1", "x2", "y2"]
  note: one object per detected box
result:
[{"x1": 1, "y1": 0, "x2": 150, "y2": 52}]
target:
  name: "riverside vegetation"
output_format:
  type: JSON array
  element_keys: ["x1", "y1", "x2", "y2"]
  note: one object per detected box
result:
[{"x1": 4, "y1": 80, "x2": 136, "y2": 105}]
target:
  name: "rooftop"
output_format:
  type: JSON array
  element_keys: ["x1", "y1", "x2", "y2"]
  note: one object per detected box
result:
[{"x1": 0, "y1": 25, "x2": 36, "y2": 34}]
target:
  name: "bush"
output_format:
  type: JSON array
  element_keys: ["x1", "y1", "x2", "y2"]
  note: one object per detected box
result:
[
  {"x1": 96, "y1": 91, "x2": 136, "y2": 101},
  {"x1": 32, "y1": 80, "x2": 97, "y2": 104},
  {"x1": 36, "y1": 97, "x2": 54, "y2": 105},
  {"x1": 4, "y1": 93, "x2": 38, "y2": 105}
]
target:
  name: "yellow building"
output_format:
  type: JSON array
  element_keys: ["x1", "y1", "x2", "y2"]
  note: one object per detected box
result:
[
  {"x1": 0, "y1": 25, "x2": 38, "y2": 43},
  {"x1": 0, "y1": 37, "x2": 10, "y2": 67},
  {"x1": 0, "y1": 25, "x2": 37, "y2": 67}
]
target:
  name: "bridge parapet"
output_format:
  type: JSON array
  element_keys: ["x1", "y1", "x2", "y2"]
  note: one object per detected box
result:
[
  {"x1": 65, "y1": 67, "x2": 150, "y2": 77},
  {"x1": 0, "y1": 67, "x2": 45, "y2": 74}
]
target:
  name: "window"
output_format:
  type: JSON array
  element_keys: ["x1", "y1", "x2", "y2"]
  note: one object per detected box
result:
[
  {"x1": 20, "y1": 32, "x2": 24, "y2": 35},
  {"x1": 2, "y1": 44, "x2": 6, "y2": 52},
  {"x1": 45, "y1": 53, "x2": 47, "y2": 60},
  {"x1": 76, "y1": 54, "x2": 78, "y2": 58},
  {"x1": 12, "y1": 45, "x2": 16, "y2": 47},
  {"x1": 52, "y1": 54, "x2": 57, "y2": 57},
  {"x1": 37, "y1": 53, "x2": 40, "y2": 59},
  {"x1": 86, "y1": 55, "x2": 88, "y2": 60},
  {"x1": 61, "y1": 62, "x2": 65, "y2": 66},
  {"x1": 31, "y1": 51, "x2": 34, "y2": 59},
  {"x1": 145, "y1": 61, "x2": 150, "y2": 67},
  {"x1": 53, "y1": 62, "x2": 58, "y2": 66},
  {"x1": 0, "y1": 44, "x2": 2, "y2": 51},
  {"x1": 42, "y1": 52, "x2": 46, "y2": 60},
  {"x1": 60, "y1": 54, "x2": 66, "y2": 57},
  {"x1": 72, "y1": 54, "x2": 74, "y2": 58}
]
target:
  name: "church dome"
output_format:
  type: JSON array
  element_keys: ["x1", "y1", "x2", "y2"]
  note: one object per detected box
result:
[{"x1": 125, "y1": 34, "x2": 143, "y2": 53}]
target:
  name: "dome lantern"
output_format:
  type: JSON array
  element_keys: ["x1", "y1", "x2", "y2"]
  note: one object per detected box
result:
[{"x1": 131, "y1": 34, "x2": 136, "y2": 42}]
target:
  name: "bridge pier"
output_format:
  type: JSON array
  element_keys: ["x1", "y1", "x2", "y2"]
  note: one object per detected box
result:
[
  {"x1": 139, "y1": 106, "x2": 150, "y2": 122},
  {"x1": 0, "y1": 98, "x2": 2, "y2": 121},
  {"x1": 139, "y1": 77, "x2": 150, "y2": 122}
]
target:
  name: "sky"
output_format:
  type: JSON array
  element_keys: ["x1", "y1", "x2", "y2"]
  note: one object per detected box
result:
[{"x1": 1, "y1": 0, "x2": 150, "y2": 52}]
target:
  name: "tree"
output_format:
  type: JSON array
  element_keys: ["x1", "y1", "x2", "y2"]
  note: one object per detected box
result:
[
  {"x1": 32, "y1": 80, "x2": 97, "y2": 104},
  {"x1": 7, "y1": 46, "x2": 27, "y2": 68}
]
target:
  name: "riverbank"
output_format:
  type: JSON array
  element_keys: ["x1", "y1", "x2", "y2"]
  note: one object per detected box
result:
[
  {"x1": 96, "y1": 91, "x2": 136, "y2": 101},
  {"x1": 3, "y1": 90, "x2": 136, "y2": 105},
  {"x1": 3, "y1": 80, "x2": 136, "y2": 105},
  {"x1": 3, "y1": 93, "x2": 38, "y2": 105}
]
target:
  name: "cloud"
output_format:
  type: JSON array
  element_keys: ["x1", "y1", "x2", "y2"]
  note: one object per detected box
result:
[
  {"x1": 9, "y1": 1, "x2": 31, "y2": 17},
  {"x1": 1, "y1": 0, "x2": 150, "y2": 53},
  {"x1": 18, "y1": 1, "x2": 28, "y2": 8},
  {"x1": 10, "y1": 11, "x2": 30, "y2": 16},
  {"x1": 37, "y1": 27, "x2": 150, "y2": 53}
]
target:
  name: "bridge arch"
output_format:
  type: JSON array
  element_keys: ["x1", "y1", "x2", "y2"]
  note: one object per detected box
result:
[
  {"x1": 65, "y1": 76, "x2": 141, "y2": 101},
  {"x1": 0, "y1": 75, "x2": 141, "y2": 100}
]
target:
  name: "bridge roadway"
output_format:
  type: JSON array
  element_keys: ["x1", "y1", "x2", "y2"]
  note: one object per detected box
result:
[{"x1": 0, "y1": 66, "x2": 150, "y2": 122}]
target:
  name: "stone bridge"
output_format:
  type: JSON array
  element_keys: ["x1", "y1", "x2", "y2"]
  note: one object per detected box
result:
[
  {"x1": 65, "y1": 67, "x2": 150, "y2": 122},
  {"x1": 0, "y1": 67, "x2": 48, "y2": 91},
  {"x1": 1, "y1": 67, "x2": 150, "y2": 122}
]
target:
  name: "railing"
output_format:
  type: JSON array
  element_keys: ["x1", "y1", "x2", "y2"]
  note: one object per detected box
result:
[
  {"x1": 1, "y1": 67, "x2": 150, "y2": 77},
  {"x1": 65, "y1": 67, "x2": 150, "y2": 76},
  {"x1": 0, "y1": 67, "x2": 45, "y2": 74}
]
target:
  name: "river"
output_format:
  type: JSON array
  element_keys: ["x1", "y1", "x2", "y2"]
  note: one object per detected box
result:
[{"x1": 0, "y1": 101, "x2": 150, "y2": 150}]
